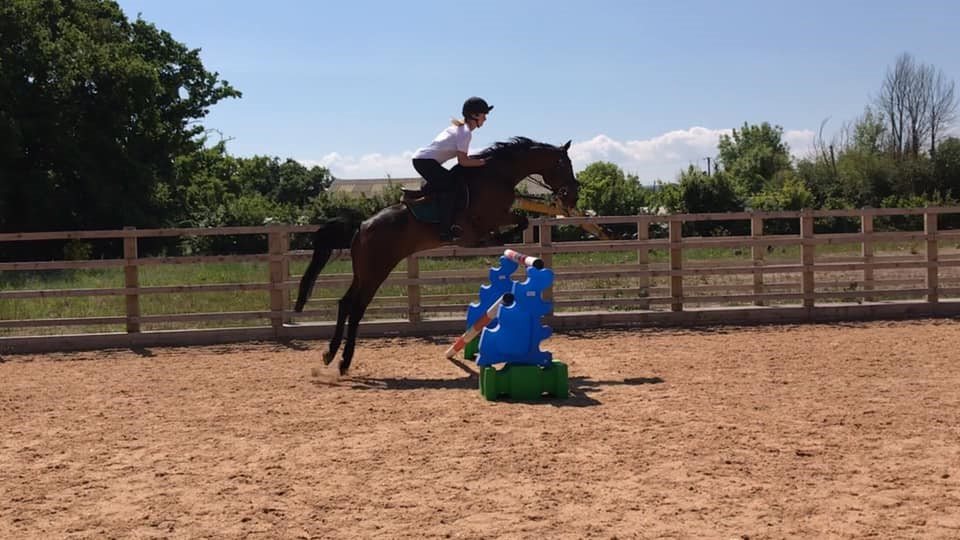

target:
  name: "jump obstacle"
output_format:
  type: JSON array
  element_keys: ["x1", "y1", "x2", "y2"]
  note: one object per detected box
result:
[
  {"x1": 446, "y1": 249, "x2": 569, "y2": 401},
  {"x1": 444, "y1": 292, "x2": 515, "y2": 359}
]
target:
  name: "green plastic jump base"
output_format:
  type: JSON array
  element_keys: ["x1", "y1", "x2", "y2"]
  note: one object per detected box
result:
[
  {"x1": 479, "y1": 361, "x2": 569, "y2": 401},
  {"x1": 464, "y1": 336, "x2": 479, "y2": 361}
]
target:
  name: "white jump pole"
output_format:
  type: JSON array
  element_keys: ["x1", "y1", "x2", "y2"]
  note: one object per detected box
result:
[{"x1": 503, "y1": 248, "x2": 544, "y2": 269}]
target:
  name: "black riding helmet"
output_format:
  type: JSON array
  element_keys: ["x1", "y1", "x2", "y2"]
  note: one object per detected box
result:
[{"x1": 462, "y1": 97, "x2": 494, "y2": 118}]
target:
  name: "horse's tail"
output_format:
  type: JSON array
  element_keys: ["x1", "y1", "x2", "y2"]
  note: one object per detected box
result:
[{"x1": 294, "y1": 215, "x2": 362, "y2": 312}]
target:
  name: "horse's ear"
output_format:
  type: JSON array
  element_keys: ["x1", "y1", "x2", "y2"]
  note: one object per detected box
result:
[{"x1": 561, "y1": 140, "x2": 571, "y2": 151}]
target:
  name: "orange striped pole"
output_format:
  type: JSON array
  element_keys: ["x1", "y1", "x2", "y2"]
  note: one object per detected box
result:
[
  {"x1": 503, "y1": 248, "x2": 544, "y2": 269},
  {"x1": 445, "y1": 293, "x2": 515, "y2": 359}
]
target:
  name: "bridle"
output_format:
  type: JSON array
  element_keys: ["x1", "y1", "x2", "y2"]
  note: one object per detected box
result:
[{"x1": 523, "y1": 155, "x2": 575, "y2": 202}]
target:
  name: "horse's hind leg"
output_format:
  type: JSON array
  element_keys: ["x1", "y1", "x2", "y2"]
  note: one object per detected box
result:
[
  {"x1": 323, "y1": 282, "x2": 355, "y2": 365},
  {"x1": 338, "y1": 285, "x2": 380, "y2": 375}
]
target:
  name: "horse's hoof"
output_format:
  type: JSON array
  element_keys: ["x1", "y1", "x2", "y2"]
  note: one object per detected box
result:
[
  {"x1": 311, "y1": 365, "x2": 340, "y2": 383},
  {"x1": 322, "y1": 351, "x2": 335, "y2": 365}
]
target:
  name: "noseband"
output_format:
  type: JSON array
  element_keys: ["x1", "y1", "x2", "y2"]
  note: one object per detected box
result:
[
  {"x1": 515, "y1": 152, "x2": 577, "y2": 202},
  {"x1": 548, "y1": 157, "x2": 574, "y2": 200}
]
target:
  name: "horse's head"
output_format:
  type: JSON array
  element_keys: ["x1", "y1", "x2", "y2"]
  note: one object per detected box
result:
[{"x1": 537, "y1": 140, "x2": 579, "y2": 209}]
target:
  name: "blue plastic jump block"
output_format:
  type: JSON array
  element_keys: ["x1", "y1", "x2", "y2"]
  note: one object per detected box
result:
[{"x1": 476, "y1": 265, "x2": 554, "y2": 368}]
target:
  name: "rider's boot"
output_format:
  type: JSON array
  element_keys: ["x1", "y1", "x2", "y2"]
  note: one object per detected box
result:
[{"x1": 437, "y1": 191, "x2": 461, "y2": 241}]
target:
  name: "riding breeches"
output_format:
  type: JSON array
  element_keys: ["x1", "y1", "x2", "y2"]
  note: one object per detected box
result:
[{"x1": 413, "y1": 158, "x2": 454, "y2": 192}]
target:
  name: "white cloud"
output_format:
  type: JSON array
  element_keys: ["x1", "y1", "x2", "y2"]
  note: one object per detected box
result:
[
  {"x1": 300, "y1": 126, "x2": 818, "y2": 183},
  {"x1": 570, "y1": 127, "x2": 817, "y2": 182},
  {"x1": 783, "y1": 129, "x2": 817, "y2": 160},
  {"x1": 568, "y1": 128, "x2": 726, "y2": 181},
  {"x1": 300, "y1": 151, "x2": 418, "y2": 180}
]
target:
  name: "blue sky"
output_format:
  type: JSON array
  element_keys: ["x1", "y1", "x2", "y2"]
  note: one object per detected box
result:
[{"x1": 115, "y1": 0, "x2": 960, "y2": 183}]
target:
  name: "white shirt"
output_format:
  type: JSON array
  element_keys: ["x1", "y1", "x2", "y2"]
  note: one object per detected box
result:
[{"x1": 412, "y1": 124, "x2": 472, "y2": 163}]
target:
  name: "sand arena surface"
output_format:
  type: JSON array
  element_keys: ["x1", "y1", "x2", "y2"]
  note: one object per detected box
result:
[{"x1": 2, "y1": 319, "x2": 960, "y2": 539}]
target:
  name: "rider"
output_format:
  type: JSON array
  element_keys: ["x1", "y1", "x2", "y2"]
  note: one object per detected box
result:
[{"x1": 412, "y1": 97, "x2": 493, "y2": 240}]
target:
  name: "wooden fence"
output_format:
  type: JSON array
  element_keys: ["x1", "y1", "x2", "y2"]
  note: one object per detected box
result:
[{"x1": 3, "y1": 207, "x2": 960, "y2": 354}]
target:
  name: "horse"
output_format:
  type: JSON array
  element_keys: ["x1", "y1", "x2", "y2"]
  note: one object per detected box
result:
[{"x1": 294, "y1": 136, "x2": 579, "y2": 375}]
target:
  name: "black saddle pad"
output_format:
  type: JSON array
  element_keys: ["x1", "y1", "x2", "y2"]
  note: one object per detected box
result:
[{"x1": 402, "y1": 183, "x2": 469, "y2": 224}]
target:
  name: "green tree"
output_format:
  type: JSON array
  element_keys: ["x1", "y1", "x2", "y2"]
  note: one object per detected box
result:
[
  {"x1": 575, "y1": 161, "x2": 648, "y2": 216},
  {"x1": 171, "y1": 141, "x2": 239, "y2": 225},
  {"x1": 795, "y1": 158, "x2": 838, "y2": 208},
  {"x1": 798, "y1": 126, "x2": 899, "y2": 210},
  {"x1": 830, "y1": 150, "x2": 896, "y2": 207},
  {"x1": 889, "y1": 155, "x2": 935, "y2": 198},
  {"x1": 747, "y1": 172, "x2": 814, "y2": 211},
  {"x1": 0, "y1": 0, "x2": 240, "y2": 234},
  {"x1": 850, "y1": 107, "x2": 888, "y2": 155},
  {"x1": 651, "y1": 180, "x2": 683, "y2": 214},
  {"x1": 675, "y1": 166, "x2": 744, "y2": 235},
  {"x1": 675, "y1": 166, "x2": 742, "y2": 214},
  {"x1": 235, "y1": 156, "x2": 334, "y2": 207},
  {"x1": 717, "y1": 122, "x2": 792, "y2": 197},
  {"x1": 933, "y1": 137, "x2": 960, "y2": 197}
]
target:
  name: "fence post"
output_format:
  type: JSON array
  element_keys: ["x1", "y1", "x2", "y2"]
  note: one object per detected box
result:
[
  {"x1": 669, "y1": 219, "x2": 683, "y2": 312},
  {"x1": 123, "y1": 227, "x2": 140, "y2": 334},
  {"x1": 523, "y1": 221, "x2": 535, "y2": 245},
  {"x1": 861, "y1": 210, "x2": 874, "y2": 302},
  {"x1": 539, "y1": 221, "x2": 553, "y2": 311},
  {"x1": 801, "y1": 210, "x2": 815, "y2": 309},
  {"x1": 268, "y1": 227, "x2": 291, "y2": 337},
  {"x1": 637, "y1": 217, "x2": 650, "y2": 310},
  {"x1": 407, "y1": 254, "x2": 421, "y2": 324},
  {"x1": 751, "y1": 214, "x2": 765, "y2": 306},
  {"x1": 925, "y1": 210, "x2": 939, "y2": 304}
]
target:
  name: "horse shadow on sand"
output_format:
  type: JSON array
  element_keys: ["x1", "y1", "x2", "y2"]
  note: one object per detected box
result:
[{"x1": 315, "y1": 367, "x2": 664, "y2": 408}]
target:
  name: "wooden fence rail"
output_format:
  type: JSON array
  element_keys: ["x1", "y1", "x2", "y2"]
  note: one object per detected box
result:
[{"x1": 3, "y1": 207, "x2": 960, "y2": 353}]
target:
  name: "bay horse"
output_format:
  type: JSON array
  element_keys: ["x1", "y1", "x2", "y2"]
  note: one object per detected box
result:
[{"x1": 294, "y1": 137, "x2": 579, "y2": 375}]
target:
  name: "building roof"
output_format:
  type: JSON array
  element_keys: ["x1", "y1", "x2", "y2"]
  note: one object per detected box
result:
[
  {"x1": 329, "y1": 177, "x2": 422, "y2": 195},
  {"x1": 329, "y1": 176, "x2": 552, "y2": 197}
]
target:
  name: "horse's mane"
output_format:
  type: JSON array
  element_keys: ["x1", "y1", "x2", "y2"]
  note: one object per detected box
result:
[
  {"x1": 452, "y1": 136, "x2": 560, "y2": 179},
  {"x1": 472, "y1": 136, "x2": 555, "y2": 161}
]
